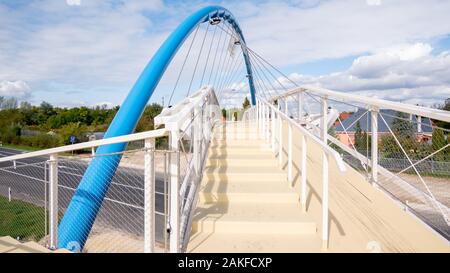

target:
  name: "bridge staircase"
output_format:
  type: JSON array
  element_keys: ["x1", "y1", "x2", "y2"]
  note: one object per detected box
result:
[{"x1": 188, "y1": 121, "x2": 322, "y2": 252}]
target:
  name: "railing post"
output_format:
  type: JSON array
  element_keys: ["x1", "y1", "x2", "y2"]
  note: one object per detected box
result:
[
  {"x1": 265, "y1": 105, "x2": 270, "y2": 141},
  {"x1": 284, "y1": 97, "x2": 288, "y2": 116},
  {"x1": 321, "y1": 96, "x2": 328, "y2": 142},
  {"x1": 169, "y1": 130, "x2": 180, "y2": 253},
  {"x1": 271, "y1": 107, "x2": 275, "y2": 152},
  {"x1": 258, "y1": 100, "x2": 262, "y2": 134},
  {"x1": 321, "y1": 96, "x2": 329, "y2": 250},
  {"x1": 194, "y1": 106, "x2": 202, "y2": 176},
  {"x1": 298, "y1": 91, "x2": 303, "y2": 122},
  {"x1": 300, "y1": 134, "x2": 307, "y2": 213},
  {"x1": 144, "y1": 138, "x2": 155, "y2": 253},
  {"x1": 288, "y1": 123, "x2": 293, "y2": 184},
  {"x1": 322, "y1": 152, "x2": 329, "y2": 250},
  {"x1": 48, "y1": 153, "x2": 58, "y2": 249},
  {"x1": 278, "y1": 108, "x2": 283, "y2": 166},
  {"x1": 370, "y1": 108, "x2": 379, "y2": 185},
  {"x1": 262, "y1": 103, "x2": 266, "y2": 140}
]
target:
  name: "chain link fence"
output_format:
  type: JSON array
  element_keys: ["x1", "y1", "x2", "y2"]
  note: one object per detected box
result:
[{"x1": 0, "y1": 142, "x2": 175, "y2": 252}]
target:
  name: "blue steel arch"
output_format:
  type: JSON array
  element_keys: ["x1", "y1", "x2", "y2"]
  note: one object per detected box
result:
[{"x1": 58, "y1": 6, "x2": 257, "y2": 250}]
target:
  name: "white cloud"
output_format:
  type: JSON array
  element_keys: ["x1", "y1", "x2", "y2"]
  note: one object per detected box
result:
[
  {"x1": 366, "y1": 0, "x2": 382, "y2": 6},
  {"x1": 1, "y1": 1, "x2": 450, "y2": 107},
  {"x1": 0, "y1": 80, "x2": 31, "y2": 98},
  {"x1": 66, "y1": 0, "x2": 81, "y2": 6},
  {"x1": 283, "y1": 43, "x2": 450, "y2": 105},
  {"x1": 91, "y1": 101, "x2": 114, "y2": 109},
  {"x1": 233, "y1": 0, "x2": 450, "y2": 66}
]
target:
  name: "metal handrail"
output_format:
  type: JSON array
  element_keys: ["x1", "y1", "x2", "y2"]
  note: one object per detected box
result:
[
  {"x1": 258, "y1": 97, "x2": 347, "y2": 172},
  {"x1": 270, "y1": 85, "x2": 450, "y2": 123},
  {"x1": 0, "y1": 128, "x2": 169, "y2": 163}
]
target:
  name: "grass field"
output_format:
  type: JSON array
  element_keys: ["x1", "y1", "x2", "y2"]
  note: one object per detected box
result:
[
  {"x1": 0, "y1": 195, "x2": 46, "y2": 241},
  {"x1": 1, "y1": 143, "x2": 42, "y2": 152}
]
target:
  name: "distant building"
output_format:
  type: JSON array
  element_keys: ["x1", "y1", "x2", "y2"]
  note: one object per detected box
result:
[
  {"x1": 334, "y1": 109, "x2": 433, "y2": 147},
  {"x1": 333, "y1": 111, "x2": 352, "y2": 126},
  {"x1": 86, "y1": 132, "x2": 105, "y2": 141}
]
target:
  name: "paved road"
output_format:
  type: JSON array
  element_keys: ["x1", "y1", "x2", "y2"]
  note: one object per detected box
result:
[{"x1": 0, "y1": 147, "x2": 169, "y2": 245}]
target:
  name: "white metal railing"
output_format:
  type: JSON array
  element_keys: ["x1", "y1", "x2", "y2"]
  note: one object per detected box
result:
[
  {"x1": 0, "y1": 129, "x2": 168, "y2": 252},
  {"x1": 271, "y1": 85, "x2": 450, "y2": 238},
  {"x1": 0, "y1": 87, "x2": 221, "y2": 253},
  {"x1": 244, "y1": 95, "x2": 347, "y2": 249}
]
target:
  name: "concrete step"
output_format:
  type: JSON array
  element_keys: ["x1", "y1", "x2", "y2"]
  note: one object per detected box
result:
[
  {"x1": 210, "y1": 139, "x2": 266, "y2": 145},
  {"x1": 188, "y1": 233, "x2": 322, "y2": 253},
  {"x1": 213, "y1": 135, "x2": 262, "y2": 141},
  {"x1": 204, "y1": 165, "x2": 283, "y2": 174},
  {"x1": 206, "y1": 158, "x2": 275, "y2": 167},
  {"x1": 209, "y1": 140, "x2": 270, "y2": 150},
  {"x1": 207, "y1": 153, "x2": 274, "y2": 160},
  {"x1": 214, "y1": 127, "x2": 258, "y2": 131},
  {"x1": 198, "y1": 192, "x2": 298, "y2": 204},
  {"x1": 192, "y1": 203, "x2": 315, "y2": 235},
  {"x1": 202, "y1": 172, "x2": 286, "y2": 183},
  {"x1": 199, "y1": 177, "x2": 291, "y2": 194},
  {"x1": 207, "y1": 148, "x2": 274, "y2": 156}
]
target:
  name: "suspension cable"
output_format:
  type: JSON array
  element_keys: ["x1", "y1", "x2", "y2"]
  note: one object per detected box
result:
[
  {"x1": 168, "y1": 24, "x2": 200, "y2": 106},
  {"x1": 199, "y1": 24, "x2": 218, "y2": 88},
  {"x1": 186, "y1": 23, "x2": 210, "y2": 97}
]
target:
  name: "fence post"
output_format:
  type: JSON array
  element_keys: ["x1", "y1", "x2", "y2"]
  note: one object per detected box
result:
[
  {"x1": 144, "y1": 138, "x2": 155, "y2": 253},
  {"x1": 49, "y1": 153, "x2": 58, "y2": 249},
  {"x1": 278, "y1": 108, "x2": 283, "y2": 167},
  {"x1": 284, "y1": 97, "x2": 288, "y2": 116},
  {"x1": 194, "y1": 106, "x2": 202, "y2": 176},
  {"x1": 321, "y1": 96, "x2": 329, "y2": 250},
  {"x1": 298, "y1": 91, "x2": 303, "y2": 122},
  {"x1": 300, "y1": 134, "x2": 307, "y2": 213},
  {"x1": 169, "y1": 130, "x2": 180, "y2": 253},
  {"x1": 321, "y1": 96, "x2": 328, "y2": 141},
  {"x1": 271, "y1": 107, "x2": 275, "y2": 152},
  {"x1": 258, "y1": 100, "x2": 262, "y2": 134},
  {"x1": 288, "y1": 123, "x2": 293, "y2": 184},
  {"x1": 262, "y1": 103, "x2": 266, "y2": 140},
  {"x1": 322, "y1": 152, "x2": 329, "y2": 250},
  {"x1": 370, "y1": 108, "x2": 379, "y2": 185},
  {"x1": 266, "y1": 105, "x2": 269, "y2": 140}
]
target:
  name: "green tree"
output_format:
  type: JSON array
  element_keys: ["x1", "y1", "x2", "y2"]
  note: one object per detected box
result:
[
  {"x1": 135, "y1": 103, "x2": 163, "y2": 132},
  {"x1": 432, "y1": 129, "x2": 446, "y2": 161},
  {"x1": 19, "y1": 101, "x2": 32, "y2": 110},
  {"x1": 58, "y1": 122, "x2": 87, "y2": 145},
  {"x1": 1, "y1": 97, "x2": 18, "y2": 109},
  {"x1": 433, "y1": 98, "x2": 450, "y2": 130},
  {"x1": 391, "y1": 111, "x2": 415, "y2": 140},
  {"x1": 354, "y1": 121, "x2": 363, "y2": 151}
]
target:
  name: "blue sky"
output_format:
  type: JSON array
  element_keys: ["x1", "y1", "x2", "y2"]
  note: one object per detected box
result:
[{"x1": 1, "y1": 0, "x2": 450, "y2": 108}]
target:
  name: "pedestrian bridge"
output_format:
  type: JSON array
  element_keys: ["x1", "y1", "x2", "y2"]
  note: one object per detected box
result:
[{"x1": 0, "y1": 6, "x2": 449, "y2": 253}]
